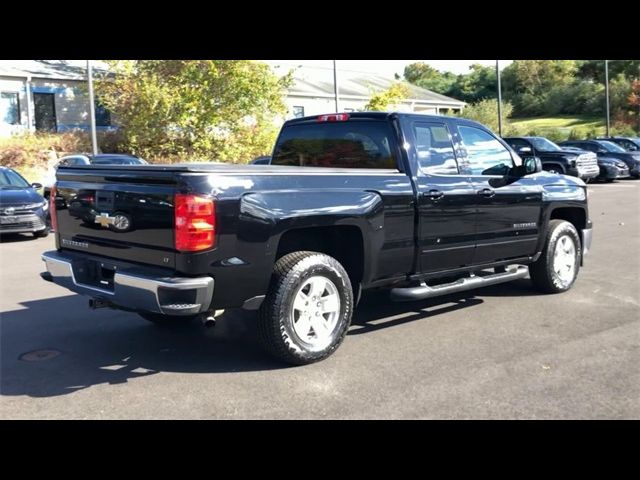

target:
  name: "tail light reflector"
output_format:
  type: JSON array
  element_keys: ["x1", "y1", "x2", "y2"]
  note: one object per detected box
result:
[
  {"x1": 174, "y1": 194, "x2": 216, "y2": 252},
  {"x1": 317, "y1": 113, "x2": 350, "y2": 122}
]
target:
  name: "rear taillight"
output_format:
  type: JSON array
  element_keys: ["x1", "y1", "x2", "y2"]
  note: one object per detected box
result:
[
  {"x1": 317, "y1": 113, "x2": 350, "y2": 122},
  {"x1": 49, "y1": 185, "x2": 58, "y2": 232},
  {"x1": 174, "y1": 194, "x2": 215, "y2": 252}
]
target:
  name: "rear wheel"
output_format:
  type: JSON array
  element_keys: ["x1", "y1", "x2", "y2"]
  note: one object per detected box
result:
[
  {"x1": 529, "y1": 220, "x2": 581, "y2": 294},
  {"x1": 258, "y1": 251, "x2": 353, "y2": 365}
]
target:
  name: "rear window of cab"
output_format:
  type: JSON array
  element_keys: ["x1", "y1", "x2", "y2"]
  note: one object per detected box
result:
[{"x1": 271, "y1": 120, "x2": 399, "y2": 169}]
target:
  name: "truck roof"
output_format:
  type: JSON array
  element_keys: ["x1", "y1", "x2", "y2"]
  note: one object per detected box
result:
[{"x1": 285, "y1": 111, "x2": 483, "y2": 128}]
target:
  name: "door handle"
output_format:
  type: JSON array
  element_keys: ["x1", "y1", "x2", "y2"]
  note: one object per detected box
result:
[
  {"x1": 424, "y1": 190, "x2": 444, "y2": 200},
  {"x1": 477, "y1": 188, "x2": 495, "y2": 198}
]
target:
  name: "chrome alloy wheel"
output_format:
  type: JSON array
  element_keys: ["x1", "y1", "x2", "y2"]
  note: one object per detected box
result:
[
  {"x1": 290, "y1": 275, "x2": 341, "y2": 348},
  {"x1": 553, "y1": 234, "x2": 576, "y2": 284},
  {"x1": 112, "y1": 214, "x2": 131, "y2": 231}
]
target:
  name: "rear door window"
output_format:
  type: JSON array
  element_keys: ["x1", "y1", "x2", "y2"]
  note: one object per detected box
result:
[
  {"x1": 271, "y1": 120, "x2": 399, "y2": 169},
  {"x1": 413, "y1": 122, "x2": 459, "y2": 175}
]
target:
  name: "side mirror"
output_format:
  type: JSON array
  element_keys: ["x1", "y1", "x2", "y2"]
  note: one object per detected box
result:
[
  {"x1": 517, "y1": 146, "x2": 533, "y2": 155},
  {"x1": 524, "y1": 156, "x2": 542, "y2": 175},
  {"x1": 31, "y1": 182, "x2": 43, "y2": 189}
]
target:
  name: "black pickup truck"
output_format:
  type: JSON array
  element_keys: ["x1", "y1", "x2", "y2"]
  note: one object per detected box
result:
[
  {"x1": 41, "y1": 112, "x2": 593, "y2": 365},
  {"x1": 503, "y1": 136, "x2": 600, "y2": 181}
]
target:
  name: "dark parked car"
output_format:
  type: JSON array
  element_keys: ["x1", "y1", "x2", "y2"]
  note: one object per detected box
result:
[
  {"x1": 0, "y1": 166, "x2": 49, "y2": 238},
  {"x1": 594, "y1": 137, "x2": 640, "y2": 152},
  {"x1": 43, "y1": 154, "x2": 147, "y2": 199},
  {"x1": 42, "y1": 112, "x2": 592, "y2": 365},
  {"x1": 559, "y1": 140, "x2": 640, "y2": 179},
  {"x1": 503, "y1": 136, "x2": 599, "y2": 181}
]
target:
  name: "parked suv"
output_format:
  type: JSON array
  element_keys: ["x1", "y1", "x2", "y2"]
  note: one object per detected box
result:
[
  {"x1": 593, "y1": 137, "x2": 640, "y2": 152},
  {"x1": 503, "y1": 136, "x2": 599, "y2": 181},
  {"x1": 0, "y1": 166, "x2": 49, "y2": 238},
  {"x1": 559, "y1": 140, "x2": 640, "y2": 179}
]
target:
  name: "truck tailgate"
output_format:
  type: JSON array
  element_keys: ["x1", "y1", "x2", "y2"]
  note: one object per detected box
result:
[{"x1": 54, "y1": 167, "x2": 178, "y2": 268}]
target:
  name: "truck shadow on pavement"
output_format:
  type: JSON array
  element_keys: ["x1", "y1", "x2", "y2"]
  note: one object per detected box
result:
[
  {"x1": 1, "y1": 278, "x2": 539, "y2": 398},
  {"x1": 0, "y1": 233, "x2": 43, "y2": 243}
]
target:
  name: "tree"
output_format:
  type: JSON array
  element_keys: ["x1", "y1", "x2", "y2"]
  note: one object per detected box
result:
[
  {"x1": 95, "y1": 60, "x2": 292, "y2": 162},
  {"x1": 403, "y1": 62, "x2": 456, "y2": 94},
  {"x1": 577, "y1": 60, "x2": 640, "y2": 83},
  {"x1": 448, "y1": 64, "x2": 497, "y2": 103},
  {"x1": 501, "y1": 60, "x2": 578, "y2": 116},
  {"x1": 629, "y1": 79, "x2": 640, "y2": 131},
  {"x1": 457, "y1": 98, "x2": 513, "y2": 133},
  {"x1": 364, "y1": 82, "x2": 410, "y2": 111}
]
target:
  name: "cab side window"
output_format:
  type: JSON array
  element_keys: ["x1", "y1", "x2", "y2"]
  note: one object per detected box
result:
[
  {"x1": 581, "y1": 143, "x2": 599, "y2": 153},
  {"x1": 413, "y1": 122, "x2": 459, "y2": 175},
  {"x1": 458, "y1": 126, "x2": 513, "y2": 176}
]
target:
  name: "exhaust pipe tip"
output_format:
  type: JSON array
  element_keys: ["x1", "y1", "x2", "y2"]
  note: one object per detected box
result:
[
  {"x1": 89, "y1": 298, "x2": 109, "y2": 309},
  {"x1": 201, "y1": 315, "x2": 217, "y2": 328}
]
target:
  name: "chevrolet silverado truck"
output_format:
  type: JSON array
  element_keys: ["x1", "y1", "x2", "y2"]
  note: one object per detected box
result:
[{"x1": 41, "y1": 112, "x2": 593, "y2": 365}]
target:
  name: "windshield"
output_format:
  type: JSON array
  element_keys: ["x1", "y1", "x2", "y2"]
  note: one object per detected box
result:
[
  {"x1": 529, "y1": 137, "x2": 562, "y2": 152},
  {"x1": 596, "y1": 140, "x2": 626, "y2": 153},
  {"x1": 91, "y1": 157, "x2": 145, "y2": 165},
  {"x1": 0, "y1": 169, "x2": 30, "y2": 189}
]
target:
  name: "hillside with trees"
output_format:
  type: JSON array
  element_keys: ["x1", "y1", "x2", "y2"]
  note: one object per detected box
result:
[{"x1": 403, "y1": 60, "x2": 640, "y2": 136}]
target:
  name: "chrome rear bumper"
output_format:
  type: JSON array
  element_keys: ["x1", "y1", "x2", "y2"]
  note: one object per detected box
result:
[{"x1": 41, "y1": 250, "x2": 214, "y2": 316}]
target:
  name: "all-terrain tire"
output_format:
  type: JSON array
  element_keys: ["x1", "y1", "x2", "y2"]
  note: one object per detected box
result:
[
  {"x1": 529, "y1": 219, "x2": 581, "y2": 294},
  {"x1": 258, "y1": 251, "x2": 353, "y2": 365}
]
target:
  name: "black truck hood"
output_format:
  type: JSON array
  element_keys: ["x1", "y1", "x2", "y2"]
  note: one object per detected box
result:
[{"x1": 537, "y1": 149, "x2": 586, "y2": 158}]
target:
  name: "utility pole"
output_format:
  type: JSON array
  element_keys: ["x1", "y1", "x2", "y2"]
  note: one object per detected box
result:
[
  {"x1": 496, "y1": 60, "x2": 503, "y2": 136},
  {"x1": 87, "y1": 60, "x2": 98, "y2": 155},
  {"x1": 605, "y1": 59, "x2": 611, "y2": 137},
  {"x1": 333, "y1": 60, "x2": 340, "y2": 112}
]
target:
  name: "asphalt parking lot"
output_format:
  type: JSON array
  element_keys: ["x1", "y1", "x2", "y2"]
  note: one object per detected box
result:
[{"x1": 1, "y1": 181, "x2": 639, "y2": 419}]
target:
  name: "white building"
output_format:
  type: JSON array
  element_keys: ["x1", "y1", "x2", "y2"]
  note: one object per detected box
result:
[
  {"x1": 0, "y1": 61, "x2": 465, "y2": 137},
  {"x1": 0, "y1": 60, "x2": 113, "y2": 137},
  {"x1": 281, "y1": 66, "x2": 465, "y2": 119}
]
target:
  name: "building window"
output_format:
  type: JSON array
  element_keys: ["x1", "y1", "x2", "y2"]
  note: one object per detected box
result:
[
  {"x1": 292, "y1": 106, "x2": 304, "y2": 118},
  {"x1": 0, "y1": 92, "x2": 20, "y2": 125},
  {"x1": 95, "y1": 101, "x2": 111, "y2": 127}
]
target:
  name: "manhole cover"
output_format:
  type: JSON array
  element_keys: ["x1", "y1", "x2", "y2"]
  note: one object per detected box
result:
[{"x1": 19, "y1": 349, "x2": 61, "y2": 362}]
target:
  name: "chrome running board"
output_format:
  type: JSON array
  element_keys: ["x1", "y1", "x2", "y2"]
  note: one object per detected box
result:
[{"x1": 390, "y1": 265, "x2": 529, "y2": 302}]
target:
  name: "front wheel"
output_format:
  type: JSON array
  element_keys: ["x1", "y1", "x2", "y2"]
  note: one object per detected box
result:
[
  {"x1": 529, "y1": 220, "x2": 581, "y2": 294},
  {"x1": 258, "y1": 251, "x2": 354, "y2": 365}
]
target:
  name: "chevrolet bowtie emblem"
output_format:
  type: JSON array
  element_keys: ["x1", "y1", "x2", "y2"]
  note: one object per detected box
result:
[{"x1": 95, "y1": 213, "x2": 115, "y2": 228}]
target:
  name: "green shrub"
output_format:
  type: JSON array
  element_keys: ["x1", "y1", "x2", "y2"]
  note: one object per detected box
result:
[
  {"x1": 568, "y1": 125, "x2": 600, "y2": 140},
  {"x1": 610, "y1": 122, "x2": 638, "y2": 137},
  {"x1": 458, "y1": 99, "x2": 514, "y2": 133}
]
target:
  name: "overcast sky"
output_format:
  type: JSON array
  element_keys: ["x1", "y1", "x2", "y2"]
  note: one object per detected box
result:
[{"x1": 265, "y1": 60, "x2": 514, "y2": 78}]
